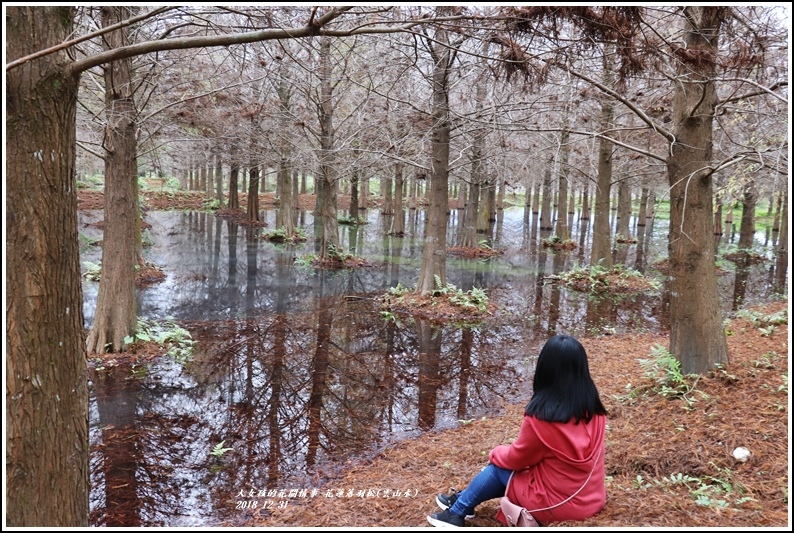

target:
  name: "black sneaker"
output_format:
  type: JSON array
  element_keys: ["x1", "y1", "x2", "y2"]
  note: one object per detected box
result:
[
  {"x1": 436, "y1": 492, "x2": 476, "y2": 519},
  {"x1": 427, "y1": 508, "x2": 465, "y2": 527}
]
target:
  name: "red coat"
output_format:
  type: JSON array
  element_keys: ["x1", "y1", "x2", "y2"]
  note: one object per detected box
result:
[{"x1": 490, "y1": 414, "x2": 606, "y2": 524}]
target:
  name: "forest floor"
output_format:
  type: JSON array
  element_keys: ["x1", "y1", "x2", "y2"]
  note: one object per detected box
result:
[{"x1": 79, "y1": 189, "x2": 790, "y2": 528}]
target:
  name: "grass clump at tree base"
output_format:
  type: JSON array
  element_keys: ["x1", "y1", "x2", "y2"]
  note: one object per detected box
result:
[
  {"x1": 552, "y1": 264, "x2": 660, "y2": 294},
  {"x1": 379, "y1": 277, "x2": 497, "y2": 324}
]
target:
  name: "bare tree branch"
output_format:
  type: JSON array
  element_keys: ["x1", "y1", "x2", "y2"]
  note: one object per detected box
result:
[{"x1": 5, "y1": 6, "x2": 177, "y2": 71}]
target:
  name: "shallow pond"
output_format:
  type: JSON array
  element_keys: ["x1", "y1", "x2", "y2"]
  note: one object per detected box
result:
[{"x1": 81, "y1": 206, "x2": 785, "y2": 526}]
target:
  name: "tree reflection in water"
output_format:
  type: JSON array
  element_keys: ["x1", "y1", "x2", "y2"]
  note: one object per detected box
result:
[{"x1": 84, "y1": 207, "x2": 784, "y2": 525}]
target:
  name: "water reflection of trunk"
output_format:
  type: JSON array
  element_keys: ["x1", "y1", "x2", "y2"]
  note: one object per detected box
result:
[
  {"x1": 227, "y1": 220, "x2": 239, "y2": 309},
  {"x1": 417, "y1": 320, "x2": 442, "y2": 431},
  {"x1": 268, "y1": 249, "x2": 293, "y2": 480},
  {"x1": 268, "y1": 314, "x2": 286, "y2": 484},
  {"x1": 307, "y1": 275, "x2": 333, "y2": 467},
  {"x1": 457, "y1": 328, "x2": 473, "y2": 420},
  {"x1": 731, "y1": 257, "x2": 751, "y2": 311},
  {"x1": 210, "y1": 216, "x2": 222, "y2": 288},
  {"x1": 245, "y1": 229, "x2": 258, "y2": 312},
  {"x1": 533, "y1": 240, "x2": 549, "y2": 323},
  {"x1": 547, "y1": 252, "x2": 566, "y2": 335},
  {"x1": 94, "y1": 367, "x2": 141, "y2": 526},
  {"x1": 390, "y1": 234, "x2": 403, "y2": 288}
]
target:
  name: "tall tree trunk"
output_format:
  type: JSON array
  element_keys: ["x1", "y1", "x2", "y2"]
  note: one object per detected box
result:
[
  {"x1": 247, "y1": 164, "x2": 260, "y2": 223},
  {"x1": 86, "y1": 6, "x2": 141, "y2": 355},
  {"x1": 666, "y1": 6, "x2": 728, "y2": 374},
  {"x1": 228, "y1": 146, "x2": 240, "y2": 210},
  {"x1": 555, "y1": 127, "x2": 570, "y2": 241},
  {"x1": 277, "y1": 158, "x2": 294, "y2": 235},
  {"x1": 391, "y1": 163, "x2": 405, "y2": 235},
  {"x1": 381, "y1": 175, "x2": 393, "y2": 215},
  {"x1": 215, "y1": 152, "x2": 223, "y2": 203},
  {"x1": 275, "y1": 58, "x2": 295, "y2": 237},
  {"x1": 360, "y1": 175, "x2": 369, "y2": 210},
  {"x1": 6, "y1": 6, "x2": 89, "y2": 526},
  {"x1": 737, "y1": 184, "x2": 758, "y2": 251},
  {"x1": 416, "y1": 7, "x2": 454, "y2": 294},
  {"x1": 458, "y1": 180, "x2": 468, "y2": 210},
  {"x1": 774, "y1": 190, "x2": 788, "y2": 293},
  {"x1": 615, "y1": 178, "x2": 632, "y2": 241},
  {"x1": 539, "y1": 160, "x2": 553, "y2": 232},
  {"x1": 637, "y1": 187, "x2": 649, "y2": 229},
  {"x1": 581, "y1": 184, "x2": 590, "y2": 220},
  {"x1": 317, "y1": 37, "x2": 341, "y2": 259},
  {"x1": 771, "y1": 190, "x2": 781, "y2": 238},
  {"x1": 460, "y1": 180, "x2": 480, "y2": 247},
  {"x1": 531, "y1": 182, "x2": 541, "y2": 214},
  {"x1": 350, "y1": 170, "x2": 360, "y2": 221},
  {"x1": 590, "y1": 48, "x2": 615, "y2": 268}
]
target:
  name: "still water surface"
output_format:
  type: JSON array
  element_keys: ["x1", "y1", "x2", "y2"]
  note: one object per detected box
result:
[{"x1": 80, "y1": 206, "x2": 783, "y2": 526}]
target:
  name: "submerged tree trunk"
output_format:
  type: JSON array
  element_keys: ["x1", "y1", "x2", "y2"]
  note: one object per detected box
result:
[
  {"x1": 86, "y1": 6, "x2": 141, "y2": 355},
  {"x1": 666, "y1": 6, "x2": 729, "y2": 374},
  {"x1": 6, "y1": 6, "x2": 90, "y2": 526}
]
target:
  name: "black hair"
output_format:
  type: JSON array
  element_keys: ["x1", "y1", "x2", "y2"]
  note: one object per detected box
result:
[{"x1": 524, "y1": 334, "x2": 607, "y2": 424}]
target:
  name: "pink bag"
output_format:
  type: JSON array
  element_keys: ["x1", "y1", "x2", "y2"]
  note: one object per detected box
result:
[{"x1": 500, "y1": 495, "x2": 540, "y2": 527}]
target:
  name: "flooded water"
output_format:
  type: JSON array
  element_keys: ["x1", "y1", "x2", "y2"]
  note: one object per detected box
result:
[{"x1": 80, "y1": 206, "x2": 786, "y2": 526}]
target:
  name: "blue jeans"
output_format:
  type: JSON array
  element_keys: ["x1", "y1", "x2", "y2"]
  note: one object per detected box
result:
[{"x1": 450, "y1": 463, "x2": 513, "y2": 517}]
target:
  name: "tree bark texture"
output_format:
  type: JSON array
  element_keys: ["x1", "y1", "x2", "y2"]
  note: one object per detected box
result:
[
  {"x1": 666, "y1": 6, "x2": 729, "y2": 374},
  {"x1": 381, "y1": 175, "x2": 393, "y2": 215},
  {"x1": 6, "y1": 6, "x2": 90, "y2": 526},
  {"x1": 317, "y1": 37, "x2": 341, "y2": 258},
  {"x1": 555, "y1": 128, "x2": 570, "y2": 242},
  {"x1": 416, "y1": 7, "x2": 454, "y2": 294},
  {"x1": 86, "y1": 6, "x2": 140, "y2": 355},
  {"x1": 247, "y1": 164, "x2": 260, "y2": 222},
  {"x1": 615, "y1": 178, "x2": 632, "y2": 241},
  {"x1": 275, "y1": 58, "x2": 295, "y2": 236},
  {"x1": 590, "y1": 48, "x2": 615, "y2": 269},
  {"x1": 539, "y1": 161, "x2": 553, "y2": 232},
  {"x1": 391, "y1": 163, "x2": 405, "y2": 235},
  {"x1": 737, "y1": 185, "x2": 757, "y2": 250}
]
